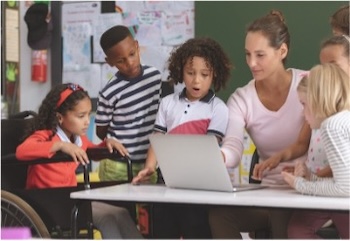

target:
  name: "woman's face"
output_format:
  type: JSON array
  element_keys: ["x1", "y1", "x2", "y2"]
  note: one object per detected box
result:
[
  {"x1": 320, "y1": 44, "x2": 350, "y2": 76},
  {"x1": 245, "y1": 31, "x2": 286, "y2": 81}
]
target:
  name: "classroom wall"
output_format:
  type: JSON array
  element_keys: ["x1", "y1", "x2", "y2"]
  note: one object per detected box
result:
[
  {"x1": 19, "y1": 2, "x2": 52, "y2": 112},
  {"x1": 19, "y1": 1, "x2": 347, "y2": 111},
  {"x1": 195, "y1": 1, "x2": 348, "y2": 101}
]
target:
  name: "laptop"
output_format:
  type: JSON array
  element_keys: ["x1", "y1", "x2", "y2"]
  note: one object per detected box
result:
[{"x1": 149, "y1": 134, "x2": 266, "y2": 192}]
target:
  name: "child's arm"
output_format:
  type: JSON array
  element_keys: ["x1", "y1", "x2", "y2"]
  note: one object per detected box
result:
[
  {"x1": 316, "y1": 165, "x2": 333, "y2": 177},
  {"x1": 16, "y1": 130, "x2": 89, "y2": 165},
  {"x1": 132, "y1": 145, "x2": 157, "y2": 184},
  {"x1": 283, "y1": 117, "x2": 350, "y2": 197},
  {"x1": 51, "y1": 141, "x2": 90, "y2": 165},
  {"x1": 104, "y1": 138, "x2": 129, "y2": 157},
  {"x1": 96, "y1": 126, "x2": 108, "y2": 141},
  {"x1": 132, "y1": 131, "x2": 164, "y2": 184},
  {"x1": 16, "y1": 131, "x2": 63, "y2": 160}
]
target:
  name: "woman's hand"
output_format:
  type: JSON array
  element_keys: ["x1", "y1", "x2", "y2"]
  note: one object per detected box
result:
[
  {"x1": 132, "y1": 167, "x2": 156, "y2": 184},
  {"x1": 251, "y1": 154, "x2": 282, "y2": 180},
  {"x1": 105, "y1": 138, "x2": 129, "y2": 157}
]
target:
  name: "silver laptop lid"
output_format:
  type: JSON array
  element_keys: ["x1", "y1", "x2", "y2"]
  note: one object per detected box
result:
[{"x1": 149, "y1": 134, "x2": 234, "y2": 192}]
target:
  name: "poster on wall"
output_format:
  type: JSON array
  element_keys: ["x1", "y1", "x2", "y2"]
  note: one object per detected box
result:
[
  {"x1": 3, "y1": 1, "x2": 20, "y2": 116},
  {"x1": 61, "y1": 1, "x2": 194, "y2": 98}
]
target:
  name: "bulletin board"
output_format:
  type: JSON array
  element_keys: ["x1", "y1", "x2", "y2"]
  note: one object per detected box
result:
[
  {"x1": 60, "y1": 1, "x2": 194, "y2": 99},
  {"x1": 1, "y1": 1, "x2": 20, "y2": 116}
]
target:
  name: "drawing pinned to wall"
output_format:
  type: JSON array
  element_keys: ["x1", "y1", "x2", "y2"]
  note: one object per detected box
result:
[
  {"x1": 62, "y1": 22, "x2": 92, "y2": 70},
  {"x1": 61, "y1": 1, "x2": 194, "y2": 98},
  {"x1": 62, "y1": 2, "x2": 101, "y2": 97},
  {"x1": 97, "y1": 1, "x2": 194, "y2": 82},
  {"x1": 161, "y1": 10, "x2": 194, "y2": 46},
  {"x1": 93, "y1": 12, "x2": 123, "y2": 62},
  {"x1": 3, "y1": 1, "x2": 20, "y2": 115}
]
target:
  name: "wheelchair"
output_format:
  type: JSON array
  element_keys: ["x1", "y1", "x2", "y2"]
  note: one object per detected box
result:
[{"x1": 1, "y1": 111, "x2": 135, "y2": 239}]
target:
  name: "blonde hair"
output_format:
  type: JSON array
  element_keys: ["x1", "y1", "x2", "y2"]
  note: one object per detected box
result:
[
  {"x1": 297, "y1": 75, "x2": 308, "y2": 94},
  {"x1": 307, "y1": 63, "x2": 350, "y2": 119}
]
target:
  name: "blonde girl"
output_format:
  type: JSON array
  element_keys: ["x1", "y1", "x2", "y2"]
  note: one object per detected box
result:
[{"x1": 282, "y1": 63, "x2": 350, "y2": 239}]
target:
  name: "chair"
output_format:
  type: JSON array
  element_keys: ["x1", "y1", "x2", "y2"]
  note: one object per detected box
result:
[
  {"x1": 1, "y1": 111, "x2": 135, "y2": 239},
  {"x1": 247, "y1": 149, "x2": 269, "y2": 239},
  {"x1": 248, "y1": 148, "x2": 340, "y2": 239}
]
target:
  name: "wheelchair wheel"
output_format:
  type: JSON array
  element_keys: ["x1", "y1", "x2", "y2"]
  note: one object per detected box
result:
[{"x1": 1, "y1": 190, "x2": 50, "y2": 238}]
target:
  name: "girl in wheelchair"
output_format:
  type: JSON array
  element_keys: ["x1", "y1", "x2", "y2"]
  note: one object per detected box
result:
[{"x1": 16, "y1": 83, "x2": 143, "y2": 239}]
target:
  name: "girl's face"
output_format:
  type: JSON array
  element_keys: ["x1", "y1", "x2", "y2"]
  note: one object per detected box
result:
[
  {"x1": 58, "y1": 97, "x2": 92, "y2": 139},
  {"x1": 245, "y1": 31, "x2": 287, "y2": 81},
  {"x1": 320, "y1": 45, "x2": 350, "y2": 76},
  {"x1": 298, "y1": 91, "x2": 322, "y2": 129},
  {"x1": 183, "y1": 56, "x2": 213, "y2": 101},
  {"x1": 105, "y1": 36, "x2": 141, "y2": 79}
]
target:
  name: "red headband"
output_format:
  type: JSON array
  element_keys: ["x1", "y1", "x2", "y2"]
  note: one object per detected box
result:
[{"x1": 56, "y1": 84, "x2": 83, "y2": 108}]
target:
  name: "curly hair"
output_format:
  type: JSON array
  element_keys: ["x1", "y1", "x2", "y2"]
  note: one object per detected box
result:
[
  {"x1": 24, "y1": 83, "x2": 90, "y2": 140},
  {"x1": 167, "y1": 37, "x2": 233, "y2": 92}
]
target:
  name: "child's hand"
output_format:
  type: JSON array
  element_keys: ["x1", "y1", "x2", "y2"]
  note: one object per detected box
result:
[
  {"x1": 281, "y1": 171, "x2": 296, "y2": 188},
  {"x1": 105, "y1": 138, "x2": 129, "y2": 157},
  {"x1": 60, "y1": 142, "x2": 90, "y2": 165},
  {"x1": 294, "y1": 160, "x2": 310, "y2": 179},
  {"x1": 132, "y1": 167, "x2": 155, "y2": 184},
  {"x1": 316, "y1": 165, "x2": 333, "y2": 177}
]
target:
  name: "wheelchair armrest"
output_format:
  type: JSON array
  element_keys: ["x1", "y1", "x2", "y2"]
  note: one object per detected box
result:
[
  {"x1": 86, "y1": 147, "x2": 133, "y2": 183},
  {"x1": 2, "y1": 152, "x2": 73, "y2": 165},
  {"x1": 1, "y1": 147, "x2": 133, "y2": 186},
  {"x1": 8, "y1": 110, "x2": 37, "y2": 119},
  {"x1": 2, "y1": 147, "x2": 127, "y2": 165}
]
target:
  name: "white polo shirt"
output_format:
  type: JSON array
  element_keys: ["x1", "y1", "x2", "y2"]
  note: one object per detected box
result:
[{"x1": 154, "y1": 89, "x2": 228, "y2": 138}]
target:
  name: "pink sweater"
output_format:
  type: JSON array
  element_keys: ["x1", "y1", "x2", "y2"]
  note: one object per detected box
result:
[{"x1": 222, "y1": 68, "x2": 307, "y2": 183}]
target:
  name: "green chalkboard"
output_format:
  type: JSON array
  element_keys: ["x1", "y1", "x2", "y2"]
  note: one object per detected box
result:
[{"x1": 195, "y1": 1, "x2": 348, "y2": 101}]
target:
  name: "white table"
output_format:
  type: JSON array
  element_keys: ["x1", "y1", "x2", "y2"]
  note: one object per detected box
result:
[{"x1": 70, "y1": 183, "x2": 350, "y2": 211}]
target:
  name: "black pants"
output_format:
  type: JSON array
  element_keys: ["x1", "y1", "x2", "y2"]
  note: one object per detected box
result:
[
  {"x1": 152, "y1": 204, "x2": 212, "y2": 239},
  {"x1": 152, "y1": 169, "x2": 212, "y2": 239}
]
